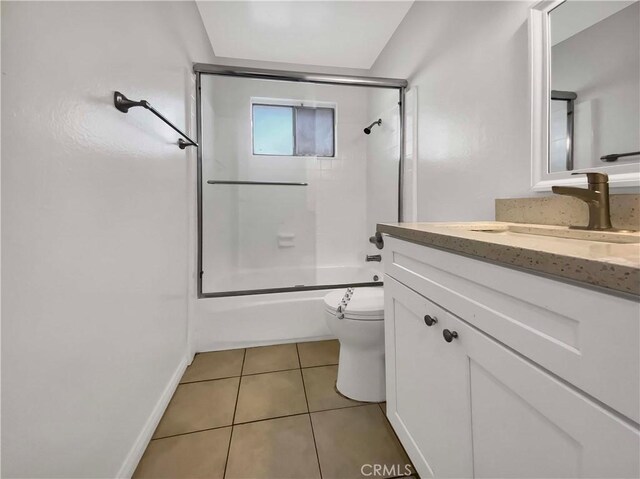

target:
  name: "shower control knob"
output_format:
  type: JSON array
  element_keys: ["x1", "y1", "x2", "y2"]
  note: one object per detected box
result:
[
  {"x1": 369, "y1": 232, "x2": 384, "y2": 250},
  {"x1": 423, "y1": 315, "x2": 438, "y2": 326},
  {"x1": 443, "y1": 329, "x2": 459, "y2": 343}
]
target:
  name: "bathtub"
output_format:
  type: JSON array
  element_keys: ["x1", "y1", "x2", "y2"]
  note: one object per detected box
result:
[{"x1": 191, "y1": 265, "x2": 382, "y2": 353}]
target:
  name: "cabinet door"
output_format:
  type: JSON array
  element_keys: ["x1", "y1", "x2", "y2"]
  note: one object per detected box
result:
[
  {"x1": 384, "y1": 277, "x2": 473, "y2": 479},
  {"x1": 444, "y1": 312, "x2": 640, "y2": 479}
]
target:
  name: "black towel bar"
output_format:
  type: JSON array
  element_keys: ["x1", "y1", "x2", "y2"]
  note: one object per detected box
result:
[
  {"x1": 113, "y1": 91, "x2": 197, "y2": 149},
  {"x1": 600, "y1": 151, "x2": 640, "y2": 162},
  {"x1": 207, "y1": 180, "x2": 308, "y2": 186}
]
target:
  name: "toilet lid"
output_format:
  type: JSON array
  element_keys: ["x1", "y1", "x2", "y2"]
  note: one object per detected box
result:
[{"x1": 323, "y1": 287, "x2": 384, "y2": 321}]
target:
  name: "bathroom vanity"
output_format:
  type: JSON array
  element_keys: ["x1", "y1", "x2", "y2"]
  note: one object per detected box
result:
[{"x1": 378, "y1": 222, "x2": 640, "y2": 478}]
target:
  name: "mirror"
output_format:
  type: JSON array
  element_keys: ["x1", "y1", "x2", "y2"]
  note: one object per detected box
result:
[{"x1": 530, "y1": 0, "x2": 640, "y2": 190}]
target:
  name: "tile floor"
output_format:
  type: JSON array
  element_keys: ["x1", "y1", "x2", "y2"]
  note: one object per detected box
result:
[{"x1": 134, "y1": 340, "x2": 416, "y2": 479}]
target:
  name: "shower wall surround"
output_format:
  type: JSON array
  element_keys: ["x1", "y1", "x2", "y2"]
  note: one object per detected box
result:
[
  {"x1": 366, "y1": 87, "x2": 403, "y2": 245},
  {"x1": 200, "y1": 75, "x2": 391, "y2": 295}
]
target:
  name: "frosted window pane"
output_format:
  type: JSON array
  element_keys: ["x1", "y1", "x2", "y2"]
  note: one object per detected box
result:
[
  {"x1": 253, "y1": 105, "x2": 294, "y2": 155},
  {"x1": 295, "y1": 107, "x2": 334, "y2": 157}
]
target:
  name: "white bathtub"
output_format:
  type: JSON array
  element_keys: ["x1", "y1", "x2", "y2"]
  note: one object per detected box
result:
[{"x1": 191, "y1": 266, "x2": 382, "y2": 353}]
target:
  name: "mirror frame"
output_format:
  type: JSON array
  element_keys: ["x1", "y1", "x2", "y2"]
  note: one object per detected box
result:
[{"x1": 529, "y1": 0, "x2": 640, "y2": 191}]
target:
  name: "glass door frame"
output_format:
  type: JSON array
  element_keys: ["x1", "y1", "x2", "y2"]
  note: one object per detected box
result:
[{"x1": 194, "y1": 63, "x2": 408, "y2": 298}]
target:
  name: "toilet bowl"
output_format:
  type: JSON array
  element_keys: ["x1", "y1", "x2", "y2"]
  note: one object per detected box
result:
[{"x1": 323, "y1": 287, "x2": 385, "y2": 402}]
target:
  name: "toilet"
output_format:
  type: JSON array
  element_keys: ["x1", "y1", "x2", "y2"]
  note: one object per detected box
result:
[{"x1": 323, "y1": 287, "x2": 385, "y2": 402}]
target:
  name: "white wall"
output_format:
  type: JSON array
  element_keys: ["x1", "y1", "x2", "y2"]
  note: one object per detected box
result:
[
  {"x1": 370, "y1": 1, "x2": 534, "y2": 220},
  {"x1": 1, "y1": 2, "x2": 214, "y2": 477},
  {"x1": 551, "y1": 2, "x2": 639, "y2": 169}
]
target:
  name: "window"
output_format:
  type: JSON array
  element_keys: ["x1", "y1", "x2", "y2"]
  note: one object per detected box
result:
[{"x1": 252, "y1": 103, "x2": 335, "y2": 157}]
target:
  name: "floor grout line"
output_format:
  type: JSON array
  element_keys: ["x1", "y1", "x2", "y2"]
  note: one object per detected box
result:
[
  {"x1": 309, "y1": 402, "x2": 373, "y2": 414},
  {"x1": 234, "y1": 411, "x2": 311, "y2": 427},
  {"x1": 297, "y1": 343, "x2": 324, "y2": 479},
  {"x1": 151, "y1": 424, "x2": 232, "y2": 441},
  {"x1": 295, "y1": 343, "x2": 303, "y2": 370},
  {"x1": 222, "y1": 348, "x2": 246, "y2": 479},
  {"x1": 179, "y1": 375, "x2": 241, "y2": 385},
  {"x1": 151, "y1": 403, "x2": 378, "y2": 441},
  {"x1": 179, "y1": 362, "x2": 340, "y2": 385}
]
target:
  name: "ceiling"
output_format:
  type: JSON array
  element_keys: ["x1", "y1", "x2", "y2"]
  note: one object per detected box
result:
[
  {"x1": 196, "y1": 1, "x2": 413, "y2": 69},
  {"x1": 551, "y1": 1, "x2": 637, "y2": 45}
]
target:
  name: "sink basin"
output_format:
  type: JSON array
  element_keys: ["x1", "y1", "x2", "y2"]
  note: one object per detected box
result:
[{"x1": 466, "y1": 223, "x2": 640, "y2": 244}]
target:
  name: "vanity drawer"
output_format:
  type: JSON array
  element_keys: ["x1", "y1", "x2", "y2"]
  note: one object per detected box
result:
[{"x1": 383, "y1": 235, "x2": 640, "y2": 422}]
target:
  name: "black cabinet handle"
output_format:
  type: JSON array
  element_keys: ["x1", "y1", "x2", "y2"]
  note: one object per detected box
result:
[
  {"x1": 443, "y1": 329, "x2": 458, "y2": 343},
  {"x1": 424, "y1": 315, "x2": 438, "y2": 326}
]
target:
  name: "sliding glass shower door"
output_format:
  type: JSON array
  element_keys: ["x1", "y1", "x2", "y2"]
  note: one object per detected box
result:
[{"x1": 198, "y1": 70, "x2": 404, "y2": 296}]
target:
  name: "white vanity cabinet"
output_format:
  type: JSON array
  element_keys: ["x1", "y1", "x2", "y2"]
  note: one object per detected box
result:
[{"x1": 383, "y1": 236, "x2": 640, "y2": 479}]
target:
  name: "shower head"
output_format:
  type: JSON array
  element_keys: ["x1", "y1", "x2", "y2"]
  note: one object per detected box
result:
[{"x1": 364, "y1": 119, "x2": 382, "y2": 135}]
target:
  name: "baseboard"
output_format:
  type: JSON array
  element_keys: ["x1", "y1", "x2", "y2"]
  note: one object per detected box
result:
[{"x1": 116, "y1": 353, "x2": 189, "y2": 478}]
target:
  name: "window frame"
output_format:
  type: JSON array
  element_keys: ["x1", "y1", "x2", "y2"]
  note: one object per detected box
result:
[{"x1": 251, "y1": 99, "x2": 336, "y2": 158}]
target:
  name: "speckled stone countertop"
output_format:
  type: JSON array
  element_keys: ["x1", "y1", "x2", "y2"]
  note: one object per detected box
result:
[{"x1": 377, "y1": 221, "x2": 640, "y2": 296}]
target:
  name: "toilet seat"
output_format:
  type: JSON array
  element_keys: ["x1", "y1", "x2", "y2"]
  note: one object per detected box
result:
[{"x1": 323, "y1": 287, "x2": 384, "y2": 321}]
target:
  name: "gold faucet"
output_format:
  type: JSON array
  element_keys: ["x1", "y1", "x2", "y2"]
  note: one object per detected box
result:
[{"x1": 551, "y1": 172, "x2": 613, "y2": 230}]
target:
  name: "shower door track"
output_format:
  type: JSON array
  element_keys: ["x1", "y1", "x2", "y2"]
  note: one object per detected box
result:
[{"x1": 194, "y1": 63, "x2": 408, "y2": 298}]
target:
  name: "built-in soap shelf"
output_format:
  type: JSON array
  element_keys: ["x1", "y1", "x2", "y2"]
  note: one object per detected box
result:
[{"x1": 278, "y1": 232, "x2": 295, "y2": 248}]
